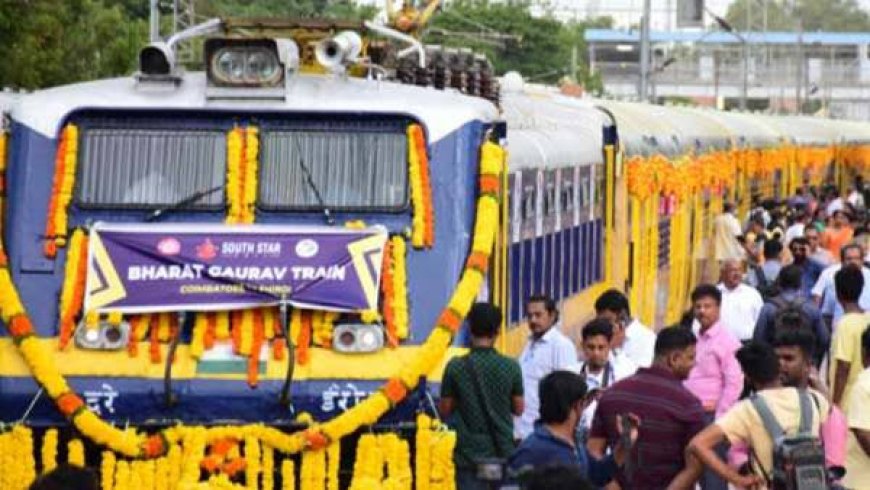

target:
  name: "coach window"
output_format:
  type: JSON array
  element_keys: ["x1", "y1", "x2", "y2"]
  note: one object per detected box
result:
[
  {"x1": 545, "y1": 178, "x2": 557, "y2": 216},
  {"x1": 522, "y1": 186, "x2": 536, "y2": 220},
  {"x1": 561, "y1": 180, "x2": 574, "y2": 213},
  {"x1": 77, "y1": 127, "x2": 227, "y2": 209},
  {"x1": 259, "y1": 126, "x2": 407, "y2": 211}
]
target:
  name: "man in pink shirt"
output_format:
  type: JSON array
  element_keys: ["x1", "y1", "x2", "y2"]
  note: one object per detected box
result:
[{"x1": 684, "y1": 284, "x2": 744, "y2": 490}]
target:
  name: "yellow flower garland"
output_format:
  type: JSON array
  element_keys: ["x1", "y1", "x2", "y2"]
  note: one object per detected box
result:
[
  {"x1": 42, "y1": 428, "x2": 58, "y2": 474},
  {"x1": 262, "y1": 445, "x2": 275, "y2": 490},
  {"x1": 281, "y1": 459, "x2": 296, "y2": 490},
  {"x1": 101, "y1": 451, "x2": 116, "y2": 490},
  {"x1": 58, "y1": 229, "x2": 88, "y2": 349},
  {"x1": 415, "y1": 414, "x2": 431, "y2": 490},
  {"x1": 391, "y1": 236, "x2": 409, "y2": 341},
  {"x1": 382, "y1": 434, "x2": 412, "y2": 490},
  {"x1": 407, "y1": 125, "x2": 434, "y2": 249},
  {"x1": 349, "y1": 434, "x2": 383, "y2": 490},
  {"x1": 0, "y1": 140, "x2": 502, "y2": 487},
  {"x1": 429, "y1": 431, "x2": 456, "y2": 490},
  {"x1": 326, "y1": 441, "x2": 340, "y2": 490},
  {"x1": 245, "y1": 435, "x2": 261, "y2": 490},
  {"x1": 115, "y1": 460, "x2": 131, "y2": 490},
  {"x1": 226, "y1": 126, "x2": 259, "y2": 225},
  {"x1": 68, "y1": 438, "x2": 86, "y2": 467}
]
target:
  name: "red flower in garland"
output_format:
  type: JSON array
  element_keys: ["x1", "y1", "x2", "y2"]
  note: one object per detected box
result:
[
  {"x1": 8, "y1": 315, "x2": 34, "y2": 338},
  {"x1": 57, "y1": 392, "x2": 85, "y2": 418}
]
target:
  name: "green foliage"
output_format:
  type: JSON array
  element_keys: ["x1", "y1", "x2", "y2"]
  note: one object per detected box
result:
[
  {"x1": 724, "y1": 0, "x2": 870, "y2": 32},
  {"x1": 196, "y1": 0, "x2": 376, "y2": 20},
  {"x1": 0, "y1": 0, "x2": 147, "y2": 89}
]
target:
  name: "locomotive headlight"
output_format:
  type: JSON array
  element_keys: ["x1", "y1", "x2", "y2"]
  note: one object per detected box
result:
[
  {"x1": 206, "y1": 39, "x2": 285, "y2": 87},
  {"x1": 333, "y1": 324, "x2": 384, "y2": 353}
]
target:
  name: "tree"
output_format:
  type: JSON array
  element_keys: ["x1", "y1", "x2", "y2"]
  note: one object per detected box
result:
[
  {"x1": 0, "y1": 0, "x2": 147, "y2": 89},
  {"x1": 724, "y1": 0, "x2": 870, "y2": 32}
]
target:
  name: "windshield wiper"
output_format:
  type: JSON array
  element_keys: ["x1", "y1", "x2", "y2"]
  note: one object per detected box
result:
[
  {"x1": 145, "y1": 185, "x2": 224, "y2": 222},
  {"x1": 291, "y1": 136, "x2": 335, "y2": 226}
]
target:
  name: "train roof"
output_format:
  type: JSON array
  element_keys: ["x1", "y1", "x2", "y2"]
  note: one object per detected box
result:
[
  {"x1": 9, "y1": 72, "x2": 498, "y2": 143},
  {"x1": 687, "y1": 109, "x2": 782, "y2": 149},
  {"x1": 501, "y1": 85, "x2": 608, "y2": 170},
  {"x1": 595, "y1": 100, "x2": 682, "y2": 157}
]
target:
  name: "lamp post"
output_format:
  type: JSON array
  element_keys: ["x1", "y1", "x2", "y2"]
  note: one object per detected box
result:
[
  {"x1": 638, "y1": 0, "x2": 652, "y2": 102},
  {"x1": 708, "y1": 11, "x2": 749, "y2": 110}
]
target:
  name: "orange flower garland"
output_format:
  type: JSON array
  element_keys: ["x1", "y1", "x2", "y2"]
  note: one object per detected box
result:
[
  {"x1": 407, "y1": 124, "x2": 435, "y2": 249},
  {"x1": 43, "y1": 124, "x2": 79, "y2": 258}
]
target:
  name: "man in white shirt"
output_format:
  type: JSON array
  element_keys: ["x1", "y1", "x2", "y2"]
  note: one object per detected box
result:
[
  {"x1": 594, "y1": 289, "x2": 656, "y2": 368},
  {"x1": 516, "y1": 295, "x2": 577, "y2": 440},
  {"x1": 713, "y1": 202, "x2": 744, "y2": 262},
  {"x1": 717, "y1": 259, "x2": 764, "y2": 342},
  {"x1": 575, "y1": 318, "x2": 636, "y2": 440},
  {"x1": 811, "y1": 243, "x2": 870, "y2": 328}
]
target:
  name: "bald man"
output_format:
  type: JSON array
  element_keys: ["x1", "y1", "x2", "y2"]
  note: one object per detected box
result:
[{"x1": 716, "y1": 259, "x2": 764, "y2": 343}]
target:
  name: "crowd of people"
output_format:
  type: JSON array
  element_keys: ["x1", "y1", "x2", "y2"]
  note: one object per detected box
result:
[{"x1": 441, "y1": 182, "x2": 870, "y2": 489}]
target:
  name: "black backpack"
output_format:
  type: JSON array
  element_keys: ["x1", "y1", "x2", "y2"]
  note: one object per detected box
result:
[
  {"x1": 765, "y1": 296, "x2": 811, "y2": 344},
  {"x1": 750, "y1": 389, "x2": 828, "y2": 490}
]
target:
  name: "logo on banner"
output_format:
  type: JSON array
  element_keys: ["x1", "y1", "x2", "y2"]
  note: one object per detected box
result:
[
  {"x1": 295, "y1": 239, "x2": 319, "y2": 259},
  {"x1": 156, "y1": 238, "x2": 181, "y2": 256}
]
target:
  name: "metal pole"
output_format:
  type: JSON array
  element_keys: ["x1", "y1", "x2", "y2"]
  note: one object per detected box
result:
[
  {"x1": 741, "y1": 40, "x2": 749, "y2": 110},
  {"x1": 741, "y1": 1, "x2": 750, "y2": 110},
  {"x1": 796, "y1": 19, "x2": 803, "y2": 113},
  {"x1": 639, "y1": 0, "x2": 651, "y2": 102},
  {"x1": 150, "y1": 0, "x2": 160, "y2": 42}
]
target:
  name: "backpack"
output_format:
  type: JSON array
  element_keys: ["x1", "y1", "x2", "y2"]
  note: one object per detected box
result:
[
  {"x1": 765, "y1": 296, "x2": 811, "y2": 344},
  {"x1": 750, "y1": 263, "x2": 777, "y2": 301},
  {"x1": 750, "y1": 389, "x2": 828, "y2": 490}
]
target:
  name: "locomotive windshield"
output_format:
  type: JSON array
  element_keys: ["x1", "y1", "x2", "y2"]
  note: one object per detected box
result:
[
  {"x1": 74, "y1": 116, "x2": 410, "y2": 212},
  {"x1": 78, "y1": 127, "x2": 227, "y2": 209},
  {"x1": 259, "y1": 128, "x2": 407, "y2": 211}
]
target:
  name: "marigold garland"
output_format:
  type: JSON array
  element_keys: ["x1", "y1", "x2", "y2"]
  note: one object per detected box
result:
[
  {"x1": 407, "y1": 124, "x2": 435, "y2": 248},
  {"x1": 281, "y1": 460, "x2": 296, "y2": 490},
  {"x1": 349, "y1": 434, "x2": 383, "y2": 490},
  {"x1": 226, "y1": 126, "x2": 259, "y2": 225},
  {"x1": 100, "y1": 451, "x2": 115, "y2": 490},
  {"x1": 115, "y1": 460, "x2": 131, "y2": 490},
  {"x1": 326, "y1": 441, "x2": 340, "y2": 490},
  {"x1": 0, "y1": 140, "x2": 502, "y2": 481},
  {"x1": 391, "y1": 237, "x2": 409, "y2": 341},
  {"x1": 43, "y1": 124, "x2": 79, "y2": 258},
  {"x1": 415, "y1": 414, "x2": 431, "y2": 490},
  {"x1": 383, "y1": 433, "x2": 412, "y2": 490},
  {"x1": 262, "y1": 445, "x2": 275, "y2": 490},
  {"x1": 68, "y1": 438, "x2": 85, "y2": 467},
  {"x1": 245, "y1": 435, "x2": 261, "y2": 490},
  {"x1": 42, "y1": 428, "x2": 58, "y2": 474}
]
